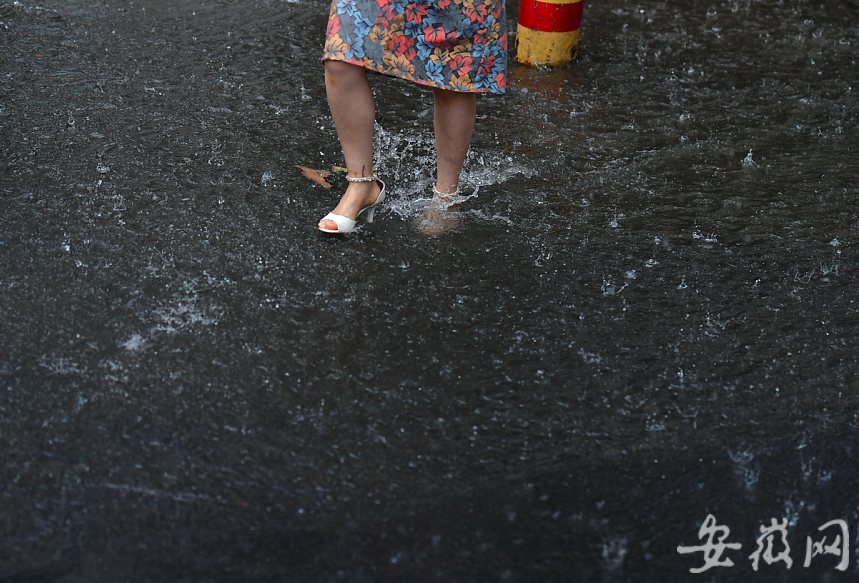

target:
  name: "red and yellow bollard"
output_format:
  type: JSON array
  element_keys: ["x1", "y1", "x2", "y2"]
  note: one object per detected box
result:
[{"x1": 515, "y1": 0, "x2": 583, "y2": 66}]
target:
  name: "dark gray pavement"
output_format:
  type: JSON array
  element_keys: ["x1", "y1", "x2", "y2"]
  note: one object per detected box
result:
[{"x1": 2, "y1": 0, "x2": 859, "y2": 581}]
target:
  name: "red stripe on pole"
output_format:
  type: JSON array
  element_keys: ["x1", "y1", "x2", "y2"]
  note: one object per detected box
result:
[{"x1": 518, "y1": 0, "x2": 583, "y2": 33}]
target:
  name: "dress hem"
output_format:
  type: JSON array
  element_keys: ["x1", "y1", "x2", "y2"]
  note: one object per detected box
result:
[{"x1": 323, "y1": 56, "x2": 506, "y2": 95}]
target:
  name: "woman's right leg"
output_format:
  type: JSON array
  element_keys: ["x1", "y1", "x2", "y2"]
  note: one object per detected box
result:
[{"x1": 319, "y1": 60, "x2": 382, "y2": 231}]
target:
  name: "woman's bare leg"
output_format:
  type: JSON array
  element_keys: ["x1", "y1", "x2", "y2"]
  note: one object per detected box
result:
[
  {"x1": 319, "y1": 60, "x2": 382, "y2": 231},
  {"x1": 419, "y1": 88, "x2": 476, "y2": 235},
  {"x1": 432, "y1": 88, "x2": 477, "y2": 194}
]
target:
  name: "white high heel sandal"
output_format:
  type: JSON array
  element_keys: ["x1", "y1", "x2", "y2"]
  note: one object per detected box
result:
[
  {"x1": 318, "y1": 175, "x2": 386, "y2": 234},
  {"x1": 418, "y1": 186, "x2": 462, "y2": 237},
  {"x1": 418, "y1": 185, "x2": 461, "y2": 236}
]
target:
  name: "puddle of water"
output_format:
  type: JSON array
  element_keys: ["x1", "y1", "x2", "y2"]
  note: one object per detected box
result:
[{"x1": 1, "y1": 0, "x2": 858, "y2": 580}]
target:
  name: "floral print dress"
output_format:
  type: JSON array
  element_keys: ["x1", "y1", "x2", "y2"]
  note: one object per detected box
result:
[{"x1": 323, "y1": 0, "x2": 507, "y2": 94}]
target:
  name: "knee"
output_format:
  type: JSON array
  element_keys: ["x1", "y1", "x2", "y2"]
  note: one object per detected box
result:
[
  {"x1": 433, "y1": 87, "x2": 475, "y2": 104},
  {"x1": 433, "y1": 88, "x2": 477, "y2": 117},
  {"x1": 432, "y1": 87, "x2": 455, "y2": 106},
  {"x1": 324, "y1": 60, "x2": 364, "y2": 85}
]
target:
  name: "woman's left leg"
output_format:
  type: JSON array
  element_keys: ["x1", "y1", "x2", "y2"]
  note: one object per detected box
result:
[
  {"x1": 432, "y1": 87, "x2": 477, "y2": 195},
  {"x1": 419, "y1": 88, "x2": 477, "y2": 235}
]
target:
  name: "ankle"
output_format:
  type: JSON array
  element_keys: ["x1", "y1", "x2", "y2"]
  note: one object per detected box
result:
[
  {"x1": 345, "y1": 180, "x2": 378, "y2": 196},
  {"x1": 433, "y1": 183, "x2": 460, "y2": 197},
  {"x1": 346, "y1": 173, "x2": 377, "y2": 182}
]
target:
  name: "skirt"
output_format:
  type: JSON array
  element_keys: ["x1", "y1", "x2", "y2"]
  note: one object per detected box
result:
[{"x1": 322, "y1": 0, "x2": 507, "y2": 94}]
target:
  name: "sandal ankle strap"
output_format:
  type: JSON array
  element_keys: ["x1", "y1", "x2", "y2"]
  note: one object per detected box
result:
[
  {"x1": 433, "y1": 186, "x2": 461, "y2": 197},
  {"x1": 346, "y1": 174, "x2": 378, "y2": 183}
]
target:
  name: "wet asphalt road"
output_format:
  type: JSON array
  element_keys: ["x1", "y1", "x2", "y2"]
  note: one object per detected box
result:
[{"x1": 2, "y1": 0, "x2": 859, "y2": 581}]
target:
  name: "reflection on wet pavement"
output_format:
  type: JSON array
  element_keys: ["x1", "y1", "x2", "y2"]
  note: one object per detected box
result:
[{"x1": 1, "y1": 0, "x2": 858, "y2": 580}]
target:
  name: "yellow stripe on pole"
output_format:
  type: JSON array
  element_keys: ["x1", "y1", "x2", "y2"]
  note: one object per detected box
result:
[{"x1": 515, "y1": 24, "x2": 581, "y2": 66}]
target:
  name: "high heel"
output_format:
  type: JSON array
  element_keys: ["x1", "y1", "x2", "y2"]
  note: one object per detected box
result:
[
  {"x1": 318, "y1": 175, "x2": 386, "y2": 234},
  {"x1": 418, "y1": 185, "x2": 461, "y2": 236}
]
